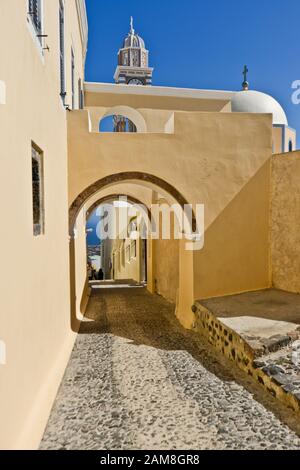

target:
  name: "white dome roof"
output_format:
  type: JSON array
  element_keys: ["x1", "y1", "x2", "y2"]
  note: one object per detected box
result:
[
  {"x1": 123, "y1": 18, "x2": 146, "y2": 49},
  {"x1": 231, "y1": 90, "x2": 288, "y2": 126},
  {"x1": 123, "y1": 32, "x2": 145, "y2": 49}
]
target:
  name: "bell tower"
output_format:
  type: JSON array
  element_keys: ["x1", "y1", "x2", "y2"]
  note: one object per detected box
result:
[{"x1": 114, "y1": 17, "x2": 153, "y2": 86}]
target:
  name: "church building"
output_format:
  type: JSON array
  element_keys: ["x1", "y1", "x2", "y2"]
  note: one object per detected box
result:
[{"x1": 1, "y1": 2, "x2": 300, "y2": 450}]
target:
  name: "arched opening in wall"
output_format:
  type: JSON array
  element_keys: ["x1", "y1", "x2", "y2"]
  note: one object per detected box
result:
[
  {"x1": 99, "y1": 106, "x2": 147, "y2": 133},
  {"x1": 99, "y1": 115, "x2": 137, "y2": 133},
  {"x1": 70, "y1": 172, "x2": 194, "y2": 232},
  {"x1": 289, "y1": 140, "x2": 293, "y2": 152},
  {"x1": 86, "y1": 195, "x2": 149, "y2": 286},
  {"x1": 69, "y1": 172, "x2": 196, "y2": 333}
]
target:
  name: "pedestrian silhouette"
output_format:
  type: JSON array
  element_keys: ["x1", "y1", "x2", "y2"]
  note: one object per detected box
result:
[{"x1": 98, "y1": 268, "x2": 104, "y2": 281}]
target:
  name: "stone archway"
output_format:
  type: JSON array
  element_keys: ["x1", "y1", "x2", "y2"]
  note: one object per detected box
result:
[
  {"x1": 86, "y1": 194, "x2": 152, "y2": 222},
  {"x1": 69, "y1": 173, "x2": 196, "y2": 332},
  {"x1": 69, "y1": 171, "x2": 193, "y2": 234},
  {"x1": 85, "y1": 193, "x2": 152, "y2": 287}
]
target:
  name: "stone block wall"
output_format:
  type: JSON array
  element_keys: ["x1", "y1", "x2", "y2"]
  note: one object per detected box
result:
[{"x1": 192, "y1": 302, "x2": 300, "y2": 414}]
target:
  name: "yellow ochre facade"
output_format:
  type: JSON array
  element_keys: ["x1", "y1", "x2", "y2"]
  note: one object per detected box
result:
[{"x1": 0, "y1": 0, "x2": 299, "y2": 450}]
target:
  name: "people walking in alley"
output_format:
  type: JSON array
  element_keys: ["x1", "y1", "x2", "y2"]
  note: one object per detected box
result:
[
  {"x1": 87, "y1": 263, "x2": 92, "y2": 281},
  {"x1": 98, "y1": 268, "x2": 104, "y2": 281}
]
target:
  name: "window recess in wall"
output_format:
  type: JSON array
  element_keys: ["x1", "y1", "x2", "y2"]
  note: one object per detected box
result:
[
  {"x1": 31, "y1": 143, "x2": 45, "y2": 236},
  {"x1": 78, "y1": 78, "x2": 84, "y2": 109},
  {"x1": 59, "y1": 0, "x2": 66, "y2": 103},
  {"x1": 28, "y1": 0, "x2": 43, "y2": 43},
  {"x1": 71, "y1": 48, "x2": 75, "y2": 109}
]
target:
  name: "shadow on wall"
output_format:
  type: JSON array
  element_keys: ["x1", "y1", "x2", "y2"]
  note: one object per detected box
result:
[
  {"x1": 69, "y1": 232, "x2": 92, "y2": 333},
  {"x1": 193, "y1": 160, "x2": 271, "y2": 300}
]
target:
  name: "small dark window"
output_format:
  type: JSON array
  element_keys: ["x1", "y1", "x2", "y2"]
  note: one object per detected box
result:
[
  {"x1": 78, "y1": 78, "x2": 84, "y2": 109},
  {"x1": 28, "y1": 0, "x2": 42, "y2": 41},
  {"x1": 289, "y1": 140, "x2": 293, "y2": 152},
  {"x1": 31, "y1": 143, "x2": 44, "y2": 236},
  {"x1": 71, "y1": 48, "x2": 75, "y2": 109},
  {"x1": 59, "y1": 1, "x2": 66, "y2": 102}
]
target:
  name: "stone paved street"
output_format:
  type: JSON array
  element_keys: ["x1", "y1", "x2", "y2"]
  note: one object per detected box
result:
[{"x1": 40, "y1": 285, "x2": 300, "y2": 450}]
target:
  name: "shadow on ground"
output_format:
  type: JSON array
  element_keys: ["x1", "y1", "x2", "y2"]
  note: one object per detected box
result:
[{"x1": 78, "y1": 285, "x2": 300, "y2": 436}]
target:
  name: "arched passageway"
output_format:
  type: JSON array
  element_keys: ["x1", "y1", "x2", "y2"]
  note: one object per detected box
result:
[
  {"x1": 69, "y1": 171, "x2": 194, "y2": 234},
  {"x1": 69, "y1": 173, "x2": 196, "y2": 333},
  {"x1": 86, "y1": 195, "x2": 150, "y2": 285},
  {"x1": 86, "y1": 194, "x2": 152, "y2": 221}
]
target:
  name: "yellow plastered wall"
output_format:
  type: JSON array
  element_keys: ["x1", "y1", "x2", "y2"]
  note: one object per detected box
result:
[
  {"x1": 271, "y1": 151, "x2": 300, "y2": 293},
  {"x1": 285, "y1": 128, "x2": 297, "y2": 152},
  {"x1": 154, "y1": 212, "x2": 179, "y2": 303},
  {"x1": 110, "y1": 207, "x2": 142, "y2": 283},
  {"x1": 273, "y1": 127, "x2": 283, "y2": 154},
  {"x1": 194, "y1": 160, "x2": 271, "y2": 300},
  {"x1": 74, "y1": 207, "x2": 90, "y2": 317},
  {"x1": 112, "y1": 238, "x2": 142, "y2": 283},
  {"x1": 0, "y1": 0, "x2": 86, "y2": 449},
  {"x1": 68, "y1": 105, "x2": 272, "y2": 326}
]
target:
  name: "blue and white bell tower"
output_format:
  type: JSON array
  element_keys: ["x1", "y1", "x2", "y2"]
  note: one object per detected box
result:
[{"x1": 114, "y1": 17, "x2": 153, "y2": 86}]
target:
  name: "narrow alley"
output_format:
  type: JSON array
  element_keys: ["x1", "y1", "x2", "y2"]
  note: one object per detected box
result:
[{"x1": 41, "y1": 284, "x2": 300, "y2": 450}]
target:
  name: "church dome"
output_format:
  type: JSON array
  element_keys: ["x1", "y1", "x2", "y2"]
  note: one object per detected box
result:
[
  {"x1": 123, "y1": 33, "x2": 145, "y2": 49},
  {"x1": 123, "y1": 17, "x2": 145, "y2": 49},
  {"x1": 231, "y1": 90, "x2": 288, "y2": 126}
]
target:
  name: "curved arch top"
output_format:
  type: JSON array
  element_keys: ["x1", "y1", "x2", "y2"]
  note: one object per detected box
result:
[
  {"x1": 86, "y1": 194, "x2": 152, "y2": 221},
  {"x1": 101, "y1": 106, "x2": 147, "y2": 133},
  {"x1": 69, "y1": 171, "x2": 193, "y2": 233}
]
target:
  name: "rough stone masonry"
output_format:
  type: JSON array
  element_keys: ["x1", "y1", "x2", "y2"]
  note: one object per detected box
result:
[{"x1": 41, "y1": 286, "x2": 300, "y2": 450}]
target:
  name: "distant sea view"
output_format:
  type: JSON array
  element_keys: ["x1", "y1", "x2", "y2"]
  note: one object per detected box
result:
[
  {"x1": 87, "y1": 210, "x2": 101, "y2": 270},
  {"x1": 86, "y1": 210, "x2": 101, "y2": 245}
]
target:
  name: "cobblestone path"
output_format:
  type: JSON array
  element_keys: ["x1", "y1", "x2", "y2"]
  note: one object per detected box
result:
[{"x1": 40, "y1": 285, "x2": 300, "y2": 450}]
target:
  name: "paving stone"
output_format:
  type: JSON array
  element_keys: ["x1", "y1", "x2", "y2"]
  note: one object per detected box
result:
[
  {"x1": 40, "y1": 286, "x2": 300, "y2": 450},
  {"x1": 283, "y1": 384, "x2": 297, "y2": 393},
  {"x1": 261, "y1": 336, "x2": 291, "y2": 353},
  {"x1": 262, "y1": 364, "x2": 286, "y2": 376},
  {"x1": 272, "y1": 373, "x2": 291, "y2": 386},
  {"x1": 253, "y1": 359, "x2": 266, "y2": 369}
]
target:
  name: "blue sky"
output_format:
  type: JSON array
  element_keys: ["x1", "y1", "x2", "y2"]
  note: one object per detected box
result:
[
  {"x1": 86, "y1": 210, "x2": 100, "y2": 245},
  {"x1": 85, "y1": 0, "x2": 300, "y2": 144}
]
